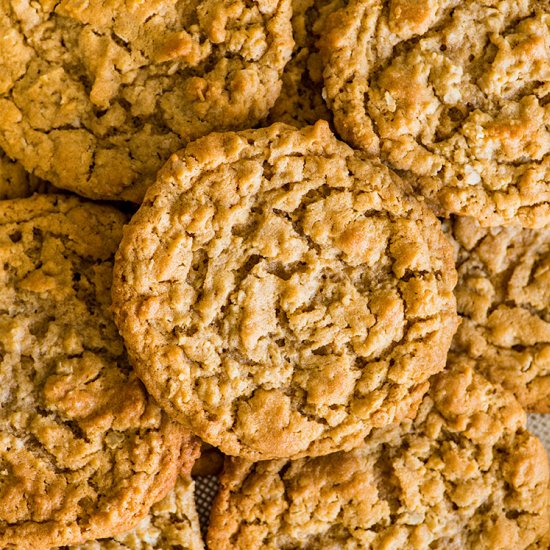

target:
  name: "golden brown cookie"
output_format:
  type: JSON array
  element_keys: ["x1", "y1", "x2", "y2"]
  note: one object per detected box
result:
[
  {"x1": 448, "y1": 216, "x2": 550, "y2": 412},
  {"x1": 267, "y1": 0, "x2": 336, "y2": 127},
  {"x1": 0, "y1": 195, "x2": 195, "y2": 549},
  {"x1": 0, "y1": 147, "x2": 43, "y2": 199},
  {"x1": 208, "y1": 358, "x2": 550, "y2": 549},
  {"x1": 0, "y1": 0, "x2": 293, "y2": 201},
  {"x1": 321, "y1": 0, "x2": 550, "y2": 227},
  {"x1": 67, "y1": 475, "x2": 204, "y2": 550},
  {"x1": 113, "y1": 121, "x2": 458, "y2": 461}
]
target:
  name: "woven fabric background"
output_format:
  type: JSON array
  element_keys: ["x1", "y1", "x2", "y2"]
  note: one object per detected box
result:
[
  {"x1": 194, "y1": 414, "x2": 550, "y2": 533},
  {"x1": 529, "y1": 414, "x2": 550, "y2": 455},
  {"x1": 195, "y1": 476, "x2": 219, "y2": 536}
]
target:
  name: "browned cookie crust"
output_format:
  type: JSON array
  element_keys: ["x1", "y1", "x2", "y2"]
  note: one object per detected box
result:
[
  {"x1": 448, "y1": 216, "x2": 550, "y2": 413},
  {"x1": 208, "y1": 359, "x2": 550, "y2": 549},
  {"x1": 0, "y1": 147, "x2": 43, "y2": 199},
  {"x1": 321, "y1": 0, "x2": 550, "y2": 227},
  {"x1": 0, "y1": 195, "x2": 195, "y2": 549},
  {"x1": 68, "y1": 475, "x2": 204, "y2": 550},
  {"x1": 267, "y1": 0, "x2": 336, "y2": 127},
  {"x1": 0, "y1": 0, "x2": 293, "y2": 201},
  {"x1": 113, "y1": 121, "x2": 458, "y2": 460}
]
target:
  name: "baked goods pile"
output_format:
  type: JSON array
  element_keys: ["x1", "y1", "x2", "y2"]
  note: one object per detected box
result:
[{"x1": 0, "y1": 0, "x2": 548, "y2": 548}]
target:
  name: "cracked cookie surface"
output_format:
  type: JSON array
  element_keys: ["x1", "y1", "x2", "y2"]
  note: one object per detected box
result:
[
  {"x1": 68, "y1": 475, "x2": 204, "y2": 550},
  {"x1": 208, "y1": 358, "x2": 550, "y2": 549},
  {"x1": 0, "y1": 195, "x2": 195, "y2": 549},
  {"x1": 0, "y1": 0, "x2": 293, "y2": 201},
  {"x1": 321, "y1": 0, "x2": 550, "y2": 227},
  {"x1": 448, "y1": 216, "x2": 550, "y2": 412},
  {"x1": 113, "y1": 121, "x2": 458, "y2": 461}
]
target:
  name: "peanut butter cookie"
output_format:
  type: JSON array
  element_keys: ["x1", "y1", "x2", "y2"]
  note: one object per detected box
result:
[
  {"x1": 321, "y1": 0, "x2": 550, "y2": 227},
  {"x1": 113, "y1": 121, "x2": 458, "y2": 460},
  {"x1": 208, "y1": 358, "x2": 550, "y2": 549},
  {"x1": 0, "y1": 195, "x2": 195, "y2": 548},
  {"x1": 0, "y1": 0, "x2": 292, "y2": 201},
  {"x1": 449, "y1": 216, "x2": 550, "y2": 412}
]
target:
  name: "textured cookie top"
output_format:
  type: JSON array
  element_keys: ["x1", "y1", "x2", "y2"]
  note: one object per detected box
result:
[
  {"x1": 113, "y1": 121, "x2": 458, "y2": 460},
  {"x1": 69, "y1": 475, "x2": 204, "y2": 550},
  {"x1": 208, "y1": 359, "x2": 550, "y2": 549},
  {"x1": 0, "y1": 147, "x2": 42, "y2": 199},
  {"x1": 0, "y1": 0, "x2": 292, "y2": 201},
  {"x1": 0, "y1": 195, "x2": 194, "y2": 549},
  {"x1": 267, "y1": 0, "x2": 335, "y2": 127},
  {"x1": 448, "y1": 216, "x2": 550, "y2": 412},
  {"x1": 321, "y1": 0, "x2": 550, "y2": 227}
]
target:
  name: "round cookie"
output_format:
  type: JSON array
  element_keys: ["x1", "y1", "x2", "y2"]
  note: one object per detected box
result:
[
  {"x1": 0, "y1": 0, "x2": 293, "y2": 201},
  {"x1": 207, "y1": 358, "x2": 550, "y2": 549},
  {"x1": 448, "y1": 216, "x2": 550, "y2": 413},
  {"x1": 113, "y1": 121, "x2": 458, "y2": 460},
  {"x1": 68, "y1": 475, "x2": 204, "y2": 550},
  {"x1": 0, "y1": 195, "x2": 195, "y2": 548},
  {"x1": 320, "y1": 0, "x2": 550, "y2": 227},
  {"x1": 0, "y1": 147, "x2": 43, "y2": 199},
  {"x1": 267, "y1": 0, "x2": 336, "y2": 127}
]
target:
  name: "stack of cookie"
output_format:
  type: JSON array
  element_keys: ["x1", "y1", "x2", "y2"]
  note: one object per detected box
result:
[{"x1": 0, "y1": 0, "x2": 548, "y2": 548}]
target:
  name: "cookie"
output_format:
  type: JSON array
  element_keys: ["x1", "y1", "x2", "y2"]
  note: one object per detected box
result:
[
  {"x1": 207, "y1": 358, "x2": 550, "y2": 549},
  {"x1": 68, "y1": 475, "x2": 204, "y2": 550},
  {"x1": 448, "y1": 216, "x2": 550, "y2": 413},
  {"x1": 267, "y1": 0, "x2": 336, "y2": 127},
  {"x1": 321, "y1": 0, "x2": 550, "y2": 227},
  {"x1": 0, "y1": 195, "x2": 195, "y2": 548},
  {"x1": 0, "y1": 147, "x2": 43, "y2": 199},
  {"x1": 113, "y1": 121, "x2": 458, "y2": 460},
  {"x1": 0, "y1": 0, "x2": 293, "y2": 201}
]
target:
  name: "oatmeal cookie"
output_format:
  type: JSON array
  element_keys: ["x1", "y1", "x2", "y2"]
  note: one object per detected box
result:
[
  {"x1": 68, "y1": 475, "x2": 203, "y2": 550},
  {"x1": 113, "y1": 121, "x2": 458, "y2": 460},
  {"x1": 448, "y1": 216, "x2": 550, "y2": 412},
  {"x1": 321, "y1": 0, "x2": 550, "y2": 227},
  {"x1": 267, "y1": 0, "x2": 336, "y2": 127},
  {"x1": 0, "y1": 195, "x2": 195, "y2": 549},
  {"x1": 208, "y1": 358, "x2": 550, "y2": 549},
  {"x1": 0, "y1": 0, "x2": 293, "y2": 201}
]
